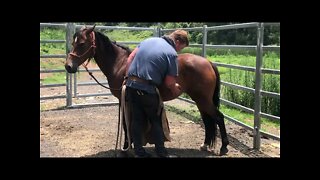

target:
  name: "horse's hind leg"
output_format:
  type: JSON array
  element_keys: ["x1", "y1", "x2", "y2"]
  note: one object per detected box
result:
[
  {"x1": 216, "y1": 110, "x2": 229, "y2": 155},
  {"x1": 199, "y1": 106, "x2": 229, "y2": 155},
  {"x1": 200, "y1": 112, "x2": 217, "y2": 152}
]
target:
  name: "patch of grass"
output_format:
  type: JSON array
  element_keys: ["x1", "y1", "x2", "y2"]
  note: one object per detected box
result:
[
  {"x1": 206, "y1": 52, "x2": 280, "y2": 116},
  {"x1": 104, "y1": 29, "x2": 154, "y2": 42},
  {"x1": 41, "y1": 72, "x2": 66, "y2": 85},
  {"x1": 165, "y1": 105, "x2": 201, "y2": 123},
  {"x1": 40, "y1": 103, "x2": 66, "y2": 112},
  {"x1": 40, "y1": 47, "x2": 65, "y2": 56},
  {"x1": 100, "y1": 29, "x2": 154, "y2": 50},
  {"x1": 40, "y1": 58, "x2": 65, "y2": 69},
  {"x1": 165, "y1": 102, "x2": 279, "y2": 134},
  {"x1": 220, "y1": 104, "x2": 280, "y2": 132},
  {"x1": 40, "y1": 28, "x2": 66, "y2": 54}
]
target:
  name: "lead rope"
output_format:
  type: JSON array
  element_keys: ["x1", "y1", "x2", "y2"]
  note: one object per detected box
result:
[
  {"x1": 115, "y1": 86, "x2": 124, "y2": 156},
  {"x1": 82, "y1": 64, "x2": 122, "y2": 91},
  {"x1": 115, "y1": 98, "x2": 122, "y2": 157},
  {"x1": 82, "y1": 63, "x2": 124, "y2": 157}
]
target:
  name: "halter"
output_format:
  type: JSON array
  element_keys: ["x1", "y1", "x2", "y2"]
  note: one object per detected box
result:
[
  {"x1": 69, "y1": 31, "x2": 122, "y2": 91},
  {"x1": 69, "y1": 31, "x2": 96, "y2": 67}
]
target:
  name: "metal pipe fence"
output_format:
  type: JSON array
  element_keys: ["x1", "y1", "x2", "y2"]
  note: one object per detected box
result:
[
  {"x1": 40, "y1": 23, "x2": 68, "y2": 101},
  {"x1": 40, "y1": 22, "x2": 280, "y2": 150},
  {"x1": 159, "y1": 23, "x2": 280, "y2": 148}
]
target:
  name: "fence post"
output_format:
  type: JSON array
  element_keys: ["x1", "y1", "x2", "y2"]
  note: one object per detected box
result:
[
  {"x1": 65, "y1": 23, "x2": 75, "y2": 107},
  {"x1": 253, "y1": 23, "x2": 264, "y2": 150},
  {"x1": 153, "y1": 27, "x2": 158, "y2": 37},
  {"x1": 202, "y1": 25, "x2": 207, "y2": 58},
  {"x1": 153, "y1": 23, "x2": 161, "y2": 37}
]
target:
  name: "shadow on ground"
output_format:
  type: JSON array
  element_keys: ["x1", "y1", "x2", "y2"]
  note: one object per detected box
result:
[
  {"x1": 83, "y1": 147, "x2": 216, "y2": 158},
  {"x1": 83, "y1": 137, "x2": 271, "y2": 158}
]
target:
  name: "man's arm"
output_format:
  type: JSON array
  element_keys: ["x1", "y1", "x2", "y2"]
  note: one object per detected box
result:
[
  {"x1": 125, "y1": 47, "x2": 139, "y2": 75},
  {"x1": 161, "y1": 75, "x2": 182, "y2": 99}
]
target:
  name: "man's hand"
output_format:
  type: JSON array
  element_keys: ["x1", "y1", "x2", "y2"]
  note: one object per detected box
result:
[{"x1": 173, "y1": 83, "x2": 182, "y2": 97}]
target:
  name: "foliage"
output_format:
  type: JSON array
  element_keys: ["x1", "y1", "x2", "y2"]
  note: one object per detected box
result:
[{"x1": 160, "y1": 22, "x2": 280, "y2": 46}]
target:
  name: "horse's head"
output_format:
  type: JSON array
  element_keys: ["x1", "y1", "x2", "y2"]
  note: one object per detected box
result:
[{"x1": 65, "y1": 25, "x2": 96, "y2": 73}]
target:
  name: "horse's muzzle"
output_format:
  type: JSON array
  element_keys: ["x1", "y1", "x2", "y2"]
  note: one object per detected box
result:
[{"x1": 65, "y1": 64, "x2": 77, "y2": 73}]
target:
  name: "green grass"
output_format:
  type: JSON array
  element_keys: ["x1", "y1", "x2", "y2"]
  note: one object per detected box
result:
[
  {"x1": 100, "y1": 29, "x2": 154, "y2": 49},
  {"x1": 40, "y1": 27, "x2": 65, "y2": 40},
  {"x1": 41, "y1": 72, "x2": 66, "y2": 85},
  {"x1": 220, "y1": 104, "x2": 280, "y2": 132},
  {"x1": 208, "y1": 52, "x2": 280, "y2": 69},
  {"x1": 40, "y1": 28, "x2": 66, "y2": 54},
  {"x1": 204, "y1": 52, "x2": 280, "y2": 117},
  {"x1": 165, "y1": 105, "x2": 201, "y2": 123},
  {"x1": 40, "y1": 57, "x2": 66, "y2": 69},
  {"x1": 166, "y1": 102, "x2": 279, "y2": 133},
  {"x1": 40, "y1": 102, "x2": 66, "y2": 111}
]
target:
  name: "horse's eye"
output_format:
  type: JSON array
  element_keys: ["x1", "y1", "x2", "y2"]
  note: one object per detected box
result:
[{"x1": 77, "y1": 43, "x2": 85, "y2": 48}]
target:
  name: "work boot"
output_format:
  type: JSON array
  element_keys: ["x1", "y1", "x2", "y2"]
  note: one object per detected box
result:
[
  {"x1": 134, "y1": 152, "x2": 152, "y2": 158},
  {"x1": 134, "y1": 147, "x2": 151, "y2": 158},
  {"x1": 155, "y1": 148, "x2": 177, "y2": 158}
]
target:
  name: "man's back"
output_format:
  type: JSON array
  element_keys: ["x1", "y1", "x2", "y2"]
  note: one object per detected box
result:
[{"x1": 127, "y1": 37, "x2": 178, "y2": 93}]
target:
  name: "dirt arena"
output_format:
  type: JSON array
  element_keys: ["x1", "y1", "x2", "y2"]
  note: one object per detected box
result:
[
  {"x1": 40, "y1": 98, "x2": 280, "y2": 158},
  {"x1": 40, "y1": 71, "x2": 280, "y2": 158}
]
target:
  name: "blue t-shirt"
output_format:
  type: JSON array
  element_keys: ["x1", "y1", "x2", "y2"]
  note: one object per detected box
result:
[{"x1": 126, "y1": 37, "x2": 178, "y2": 94}]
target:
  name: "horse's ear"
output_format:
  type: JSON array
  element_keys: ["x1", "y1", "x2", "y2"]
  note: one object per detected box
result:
[
  {"x1": 80, "y1": 26, "x2": 87, "y2": 31},
  {"x1": 86, "y1": 24, "x2": 96, "y2": 34}
]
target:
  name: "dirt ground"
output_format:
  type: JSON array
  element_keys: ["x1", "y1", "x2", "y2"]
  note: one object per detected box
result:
[
  {"x1": 40, "y1": 68, "x2": 280, "y2": 158},
  {"x1": 40, "y1": 97, "x2": 280, "y2": 158}
]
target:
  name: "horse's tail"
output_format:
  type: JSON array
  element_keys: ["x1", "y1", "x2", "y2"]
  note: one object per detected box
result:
[{"x1": 211, "y1": 62, "x2": 221, "y2": 109}]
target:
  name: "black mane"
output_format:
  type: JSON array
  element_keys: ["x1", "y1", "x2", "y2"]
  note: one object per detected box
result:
[{"x1": 95, "y1": 31, "x2": 132, "y2": 54}]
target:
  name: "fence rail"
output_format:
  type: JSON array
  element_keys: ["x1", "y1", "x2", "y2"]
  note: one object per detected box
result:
[
  {"x1": 40, "y1": 22, "x2": 280, "y2": 150},
  {"x1": 40, "y1": 23, "x2": 68, "y2": 103}
]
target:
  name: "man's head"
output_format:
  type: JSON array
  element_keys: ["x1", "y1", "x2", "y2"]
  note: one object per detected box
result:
[{"x1": 169, "y1": 29, "x2": 190, "y2": 52}]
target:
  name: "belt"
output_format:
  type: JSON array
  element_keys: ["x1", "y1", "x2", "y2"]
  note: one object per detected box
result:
[{"x1": 127, "y1": 76, "x2": 152, "y2": 85}]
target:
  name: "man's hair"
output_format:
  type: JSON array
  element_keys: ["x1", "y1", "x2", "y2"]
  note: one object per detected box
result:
[{"x1": 169, "y1": 29, "x2": 190, "y2": 46}]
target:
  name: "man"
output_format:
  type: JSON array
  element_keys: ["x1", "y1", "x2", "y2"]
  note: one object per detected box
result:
[{"x1": 125, "y1": 29, "x2": 189, "y2": 158}]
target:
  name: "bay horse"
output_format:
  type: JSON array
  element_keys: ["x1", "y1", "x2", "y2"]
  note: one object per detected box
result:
[{"x1": 65, "y1": 25, "x2": 229, "y2": 155}]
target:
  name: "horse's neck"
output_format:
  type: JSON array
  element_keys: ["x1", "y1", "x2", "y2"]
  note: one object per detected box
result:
[{"x1": 94, "y1": 39, "x2": 126, "y2": 93}]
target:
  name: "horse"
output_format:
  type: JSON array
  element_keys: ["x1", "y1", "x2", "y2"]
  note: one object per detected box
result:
[{"x1": 65, "y1": 25, "x2": 229, "y2": 155}]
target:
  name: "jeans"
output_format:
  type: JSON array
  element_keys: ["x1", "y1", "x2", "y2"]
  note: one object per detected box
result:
[{"x1": 126, "y1": 86, "x2": 165, "y2": 155}]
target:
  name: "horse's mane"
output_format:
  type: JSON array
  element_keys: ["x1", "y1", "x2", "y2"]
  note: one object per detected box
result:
[{"x1": 95, "y1": 31, "x2": 132, "y2": 55}]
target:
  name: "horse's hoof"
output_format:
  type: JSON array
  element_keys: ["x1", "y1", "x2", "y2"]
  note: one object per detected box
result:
[
  {"x1": 219, "y1": 147, "x2": 229, "y2": 156},
  {"x1": 200, "y1": 143, "x2": 212, "y2": 152}
]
